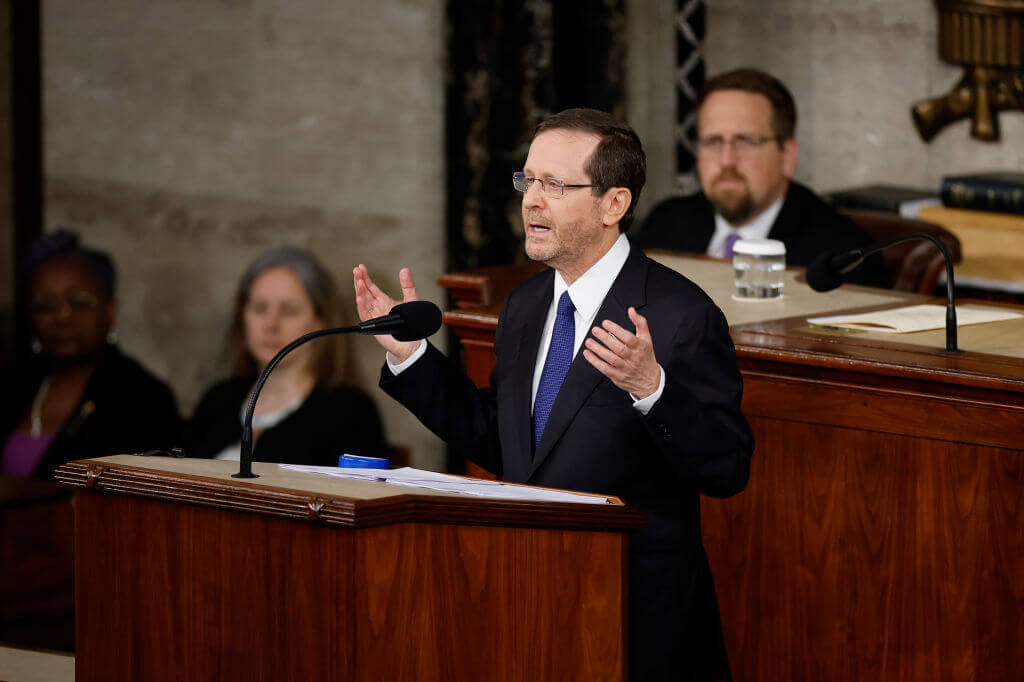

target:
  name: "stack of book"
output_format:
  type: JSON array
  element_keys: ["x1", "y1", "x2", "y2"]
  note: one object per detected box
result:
[
  {"x1": 828, "y1": 175, "x2": 1024, "y2": 272},
  {"x1": 939, "y1": 172, "x2": 1024, "y2": 216},
  {"x1": 825, "y1": 184, "x2": 940, "y2": 218},
  {"x1": 827, "y1": 173, "x2": 1024, "y2": 219}
]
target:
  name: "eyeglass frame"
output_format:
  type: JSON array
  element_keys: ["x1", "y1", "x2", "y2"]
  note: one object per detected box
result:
[
  {"x1": 512, "y1": 172, "x2": 594, "y2": 199},
  {"x1": 695, "y1": 134, "x2": 786, "y2": 158}
]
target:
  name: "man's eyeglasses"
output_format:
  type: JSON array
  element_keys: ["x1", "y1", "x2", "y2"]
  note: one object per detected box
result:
[
  {"x1": 696, "y1": 134, "x2": 783, "y2": 158},
  {"x1": 513, "y1": 172, "x2": 593, "y2": 199}
]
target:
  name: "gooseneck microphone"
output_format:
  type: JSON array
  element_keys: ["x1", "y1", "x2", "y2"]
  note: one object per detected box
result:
[
  {"x1": 806, "y1": 232, "x2": 959, "y2": 353},
  {"x1": 233, "y1": 300, "x2": 442, "y2": 479}
]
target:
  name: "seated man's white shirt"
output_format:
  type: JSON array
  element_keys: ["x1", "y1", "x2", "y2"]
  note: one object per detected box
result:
[
  {"x1": 388, "y1": 233, "x2": 665, "y2": 414},
  {"x1": 706, "y1": 195, "x2": 784, "y2": 258}
]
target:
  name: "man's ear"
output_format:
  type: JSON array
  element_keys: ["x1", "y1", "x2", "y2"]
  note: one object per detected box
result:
[
  {"x1": 602, "y1": 188, "x2": 632, "y2": 227},
  {"x1": 781, "y1": 137, "x2": 798, "y2": 178}
]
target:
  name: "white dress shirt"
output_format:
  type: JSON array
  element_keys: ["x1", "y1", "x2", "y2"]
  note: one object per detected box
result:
[
  {"x1": 389, "y1": 232, "x2": 665, "y2": 414},
  {"x1": 706, "y1": 195, "x2": 784, "y2": 258}
]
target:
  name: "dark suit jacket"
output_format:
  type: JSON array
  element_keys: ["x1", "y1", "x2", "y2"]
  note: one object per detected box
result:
[
  {"x1": 381, "y1": 245, "x2": 754, "y2": 681},
  {"x1": 187, "y1": 379, "x2": 386, "y2": 465},
  {"x1": 0, "y1": 344, "x2": 182, "y2": 479},
  {"x1": 634, "y1": 180, "x2": 890, "y2": 288}
]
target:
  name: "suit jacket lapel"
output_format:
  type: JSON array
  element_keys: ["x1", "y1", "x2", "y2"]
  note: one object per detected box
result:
[
  {"x1": 766, "y1": 182, "x2": 801, "y2": 245},
  {"x1": 691, "y1": 195, "x2": 717, "y2": 252},
  {"x1": 502, "y1": 274, "x2": 553, "y2": 482},
  {"x1": 528, "y1": 247, "x2": 649, "y2": 479}
]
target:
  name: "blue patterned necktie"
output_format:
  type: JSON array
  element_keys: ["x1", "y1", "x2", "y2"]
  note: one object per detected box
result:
[
  {"x1": 723, "y1": 232, "x2": 742, "y2": 258},
  {"x1": 533, "y1": 291, "x2": 575, "y2": 451}
]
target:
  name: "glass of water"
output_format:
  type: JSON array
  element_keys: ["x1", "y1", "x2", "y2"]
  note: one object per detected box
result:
[{"x1": 732, "y1": 238, "x2": 786, "y2": 299}]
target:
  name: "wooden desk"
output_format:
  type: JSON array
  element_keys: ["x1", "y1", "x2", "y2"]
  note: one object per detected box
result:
[
  {"x1": 438, "y1": 255, "x2": 1024, "y2": 682},
  {"x1": 57, "y1": 456, "x2": 642, "y2": 681},
  {"x1": 918, "y1": 205, "x2": 1024, "y2": 258},
  {"x1": 913, "y1": 206, "x2": 1024, "y2": 300},
  {"x1": 950, "y1": 254, "x2": 1024, "y2": 300}
]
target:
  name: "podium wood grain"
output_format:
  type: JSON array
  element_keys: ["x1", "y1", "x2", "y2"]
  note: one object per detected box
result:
[{"x1": 61, "y1": 458, "x2": 641, "y2": 682}]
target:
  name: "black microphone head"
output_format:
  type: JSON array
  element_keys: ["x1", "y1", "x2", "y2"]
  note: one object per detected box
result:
[
  {"x1": 391, "y1": 301, "x2": 443, "y2": 341},
  {"x1": 806, "y1": 251, "x2": 843, "y2": 292}
]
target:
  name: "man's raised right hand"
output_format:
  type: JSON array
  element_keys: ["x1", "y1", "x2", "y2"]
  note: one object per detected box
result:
[{"x1": 352, "y1": 264, "x2": 423, "y2": 363}]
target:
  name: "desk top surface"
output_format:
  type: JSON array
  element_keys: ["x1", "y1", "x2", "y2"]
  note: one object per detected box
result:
[
  {"x1": 646, "y1": 253, "x2": 1024, "y2": 389},
  {"x1": 950, "y1": 255, "x2": 1024, "y2": 293},
  {"x1": 648, "y1": 252, "x2": 907, "y2": 326},
  {"x1": 0, "y1": 645, "x2": 74, "y2": 682},
  {"x1": 650, "y1": 252, "x2": 1024, "y2": 358},
  {"x1": 54, "y1": 456, "x2": 645, "y2": 531}
]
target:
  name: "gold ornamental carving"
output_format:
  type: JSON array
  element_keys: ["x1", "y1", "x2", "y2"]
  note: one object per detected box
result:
[{"x1": 913, "y1": 0, "x2": 1024, "y2": 141}]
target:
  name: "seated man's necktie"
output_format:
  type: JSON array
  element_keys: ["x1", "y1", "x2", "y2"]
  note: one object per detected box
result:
[{"x1": 723, "y1": 232, "x2": 743, "y2": 259}]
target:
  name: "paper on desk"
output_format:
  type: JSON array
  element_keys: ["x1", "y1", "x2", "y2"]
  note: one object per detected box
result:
[
  {"x1": 277, "y1": 464, "x2": 612, "y2": 504},
  {"x1": 808, "y1": 304, "x2": 1023, "y2": 333}
]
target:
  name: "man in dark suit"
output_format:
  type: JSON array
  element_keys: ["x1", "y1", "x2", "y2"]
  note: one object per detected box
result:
[
  {"x1": 353, "y1": 109, "x2": 753, "y2": 681},
  {"x1": 634, "y1": 68, "x2": 888, "y2": 288}
]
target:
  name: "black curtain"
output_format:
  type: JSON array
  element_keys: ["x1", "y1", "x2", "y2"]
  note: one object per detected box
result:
[{"x1": 445, "y1": 0, "x2": 626, "y2": 272}]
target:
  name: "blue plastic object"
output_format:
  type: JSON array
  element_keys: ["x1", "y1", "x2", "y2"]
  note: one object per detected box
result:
[{"x1": 338, "y1": 454, "x2": 389, "y2": 469}]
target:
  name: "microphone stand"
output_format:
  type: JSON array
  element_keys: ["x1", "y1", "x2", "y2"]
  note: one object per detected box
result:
[
  {"x1": 833, "y1": 232, "x2": 959, "y2": 353},
  {"x1": 234, "y1": 325, "x2": 357, "y2": 479},
  {"x1": 233, "y1": 300, "x2": 441, "y2": 478}
]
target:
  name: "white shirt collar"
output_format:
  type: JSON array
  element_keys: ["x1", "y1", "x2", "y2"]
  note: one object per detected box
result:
[
  {"x1": 553, "y1": 232, "x2": 631, "y2": 320},
  {"x1": 708, "y1": 195, "x2": 785, "y2": 258}
]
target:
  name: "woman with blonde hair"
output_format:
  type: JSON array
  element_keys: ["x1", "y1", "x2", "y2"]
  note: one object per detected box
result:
[{"x1": 188, "y1": 246, "x2": 385, "y2": 465}]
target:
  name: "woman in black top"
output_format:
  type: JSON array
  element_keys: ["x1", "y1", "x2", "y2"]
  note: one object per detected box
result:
[
  {"x1": 188, "y1": 246, "x2": 385, "y2": 466},
  {"x1": 0, "y1": 232, "x2": 181, "y2": 479}
]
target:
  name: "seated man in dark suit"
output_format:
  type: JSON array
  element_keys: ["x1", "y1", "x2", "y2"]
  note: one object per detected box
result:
[{"x1": 634, "y1": 68, "x2": 888, "y2": 288}]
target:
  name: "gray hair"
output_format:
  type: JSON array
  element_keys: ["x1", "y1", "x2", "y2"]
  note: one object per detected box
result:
[
  {"x1": 236, "y1": 246, "x2": 337, "y2": 319},
  {"x1": 225, "y1": 246, "x2": 350, "y2": 383}
]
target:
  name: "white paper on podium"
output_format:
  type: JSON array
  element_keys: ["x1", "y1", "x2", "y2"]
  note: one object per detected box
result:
[
  {"x1": 276, "y1": 464, "x2": 612, "y2": 504},
  {"x1": 808, "y1": 304, "x2": 1023, "y2": 333}
]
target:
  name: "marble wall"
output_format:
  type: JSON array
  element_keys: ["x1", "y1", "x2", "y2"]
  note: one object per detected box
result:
[
  {"x1": 42, "y1": 1, "x2": 447, "y2": 469},
  {"x1": 630, "y1": 0, "x2": 1024, "y2": 213},
  {"x1": 625, "y1": 0, "x2": 678, "y2": 217}
]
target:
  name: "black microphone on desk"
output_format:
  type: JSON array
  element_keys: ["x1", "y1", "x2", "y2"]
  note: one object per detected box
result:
[
  {"x1": 806, "y1": 232, "x2": 960, "y2": 353},
  {"x1": 233, "y1": 300, "x2": 442, "y2": 479}
]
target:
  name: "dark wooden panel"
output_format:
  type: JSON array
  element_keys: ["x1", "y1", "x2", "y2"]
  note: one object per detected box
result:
[
  {"x1": 354, "y1": 523, "x2": 626, "y2": 681},
  {"x1": 702, "y1": 417, "x2": 1024, "y2": 682},
  {"x1": 438, "y1": 262, "x2": 544, "y2": 308},
  {"x1": 75, "y1": 493, "x2": 354, "y2": 682},
  {"x1": 741, "y1": 369, "x2": 1024, "y2": 450},
  {"x1": 0, "y1": 479, "x2": 74, "y2": 651},
  {"x1": 73, "y1": 489, "x2": 629, "y2": 682}
]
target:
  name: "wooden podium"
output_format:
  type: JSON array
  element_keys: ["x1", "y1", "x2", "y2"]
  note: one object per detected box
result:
[
  {"x1": 55, "y1": 456, "x2": 643, "y2": 681},
  {"x1": 438, "y1": 254, "x2": 1024, "y2": 682}
]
